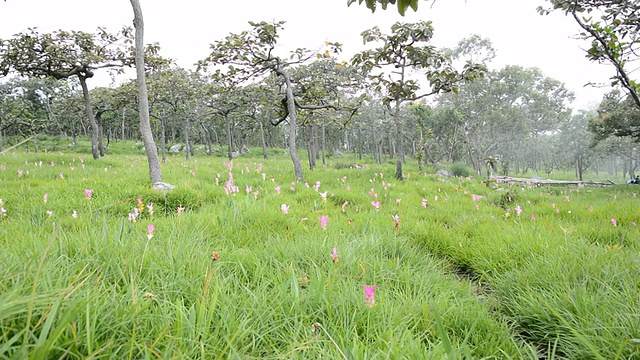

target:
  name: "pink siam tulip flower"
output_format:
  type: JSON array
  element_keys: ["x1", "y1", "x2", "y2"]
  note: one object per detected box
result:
[
  {"x1": 275, "y1": 186, "x2": 281, "y2": 195},
  {"x1": 611, "y1": 218, "x2": 617, "y2": 227},
  {"x1": 363, "y1": 284, "x2": 376, "y2": 308},
  {"x1": 515, "y1": 205, "x2": 522, "y2": 216},
  {"x1": 72, "y1": 210, "x2": 78, "y2": 218},
  {"x1": 281, "y1": 204, "x2": 289, "y2": 214},
  {"x1": 46, "y1": 210, "x2": 53, "y2": 217},
  {"x1": 84, "y1": 189, "x2": 93, "y2": 200},
  {"x1": 146, "y1": 203, "x2": 154, "y2": 216},
  {"x1": 147, "y1": 224, "x2": 155, "y2": 240},
  {"x1": 331, "y1": 247, "x2": 339, "y2": 263},
  {"x1": 531, "y1": 213, "x2": 536, "y2": 220},
  {"x1": 421, "y1": 200, "x2": 428, "y2": 208},
  {"x1": 371, "y1": 201, "x2": 380, "y2": 210},
  {"x1": 396, "y1": 198, "x2": 401, "y2": 205},
  {"x1": 589, "y1": 206, "x2": 594, "y2": 212},
  {"x1": 320, "y1": 191, "x2": 328, "y2": 202},
  {"x1": 471, "y1": 194, "x2": 482, "y2": 201},
  {"x1": 43, "y1": 193, "x2": 48, "y2": 203},
  {"x1": 177, "y1": 206, "x2": 185, "y2": 215},
  {"x1": 319, "y1": 215, "x2": 328, "y2": 230},
  {"x1": 393, "y1": 214, "x2": 400, "y2": 231}
]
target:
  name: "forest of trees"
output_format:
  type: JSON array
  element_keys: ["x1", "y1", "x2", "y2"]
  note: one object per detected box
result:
[{"x1": 0, "y1": 0, "x2": 639, "y2": 182}]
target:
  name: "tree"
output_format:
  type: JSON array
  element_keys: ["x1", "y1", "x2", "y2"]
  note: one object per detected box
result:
[
  {"x1": 130, "y1": 0, "x2": 163, "y2": 184},
  {"x1": 435, "y1": 65, "x2": 574, "y2": 175},
  {"x1": 199, "y1": 21, "x2": 351, "y2": 182},
  {"x1": 0, "y1": 27, "x2": 133, "y2": 160},
  {"x1": 588, "y1": 90, "x2": 640, "y2": 143},
  {"x1": 347, "y1": 0, "x2": 419, "y2": 15},
  {"x1": 540, "y1": 0, "x2": 640, "y2": 108},
  {"x1": 352, "y1": 21, "x2": 485, "y2": 180}
]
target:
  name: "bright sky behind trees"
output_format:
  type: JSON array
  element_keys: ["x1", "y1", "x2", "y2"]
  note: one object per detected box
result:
[{"x1": 0, "y1": 0, "x2": 614, "y2": 110}]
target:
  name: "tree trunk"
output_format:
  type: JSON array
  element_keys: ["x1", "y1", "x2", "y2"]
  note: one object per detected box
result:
[
  {"x1": 130, "y1": 0, "x2": 163, "y2": 183},
  {"x1": 78, "y1": 76, "x2": 100, "y2": 160},
  {"x1": 277, "y1": 67, "x2": 303, "y2": 182},
  {"x1": 96, "y1": 112, "x2": 105, "y2": 157},
  {"x1": 393, "y1": 98, "x2": 404, "y2": 180},
  {"x1": 225, "y1": 115, "x2": 233, "y2": 160},
  {"x1": 160, "y1": 118, "x2": 167, "y2": 163},
  {"x1": 321, "y1": 122, "x2": 326, "y2": 166},
  {"x1": 121, "y1": 109, "x2": 126, "y2": 140},
  {"x1": 259, "y1": 120, "x2": 268, "y2": 160},
  {"x1": 184, "y1": 118, "x2": 191, "y2": 160}
]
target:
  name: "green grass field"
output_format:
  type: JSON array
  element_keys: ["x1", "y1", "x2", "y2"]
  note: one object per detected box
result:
[{"x1": 1, "y1": 140, "x2": 639, "y2": 359}]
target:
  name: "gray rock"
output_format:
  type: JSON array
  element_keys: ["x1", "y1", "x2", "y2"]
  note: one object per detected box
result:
[
  {"x1": 169, "y1": 144, "x2": 183, "y2": 153},
  {"x1": 152, "y1": 182, "x2": 176, "y2": 192},
  {"x1": 436, "y1": 169, "x2": 452, "y2": 177}
]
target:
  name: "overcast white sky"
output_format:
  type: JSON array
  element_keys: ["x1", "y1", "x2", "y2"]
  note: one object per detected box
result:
[{"x1": 0, "y1": 0, "x2": 616, "y2": 110}]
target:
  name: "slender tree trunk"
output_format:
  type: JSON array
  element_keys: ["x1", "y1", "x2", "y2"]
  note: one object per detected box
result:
[
  {"x1": 393, "y1": 97, "x2": 404, "y2": 180},
  {"x1": 78, "y1": 76, "x2": 100, "y2": 160},
  {"x1": 321, "y1": 122, "x2": 326, "y2": 166},
  {"x1": 160, "y1": 118, "x2": 167, "y2": 163},
  {"x1": 130, "y1": 0, "x2": 163, "y2": 183},
  {"x1": 225, "y1": 115, "x2": 233, "y2": 160},
  {"x1": 259, "y1": 120, "x2": 268, "y2": 160},
  {"x1": 277, "y1": 67, "x2": 303, "y2": 182},
  {"x1": 96, "y1": 112, "x2": 105, "y2": 157},
  {"x1": 184, "y1": 118, "x2": 191, "y2": 160},
  {"x1": 121, "y1": 109, "x2": 126, "y2": 140}
]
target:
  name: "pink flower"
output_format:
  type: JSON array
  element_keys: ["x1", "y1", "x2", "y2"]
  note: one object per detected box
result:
[
  {"x1": 515, "y1": 205, "x2": 522, "y2": 216},
  {"x1": 72, "y1": 210, "x2": 78, "y2": 218},
  {"x1": 611, "y1": 218, "x2": 617, "y2": 227},
  {"x1": 319, "y1": 215, "x2": 328, "y2": 230},
  {"x1": 564, "y1": 196, "x2": 570, "y2": 201},
  {"x1": 396, "y1": 198, "x2": 401, "y2": 205},
  {"x1": 320, "y1": 191, "x2": 328, "y2": 202},
  {"x1": 331, "y1": 247, "x2": 339, "y2": 263},
  {"x1": 341, "y1": 201, "x2": 349, "y2": 213},
  {"x1": 281, "y1": 204, "x2": 289, "y2": 214},
  {"x1": 421, "y1": 200, "x2": 428, "y2": 208},
  {"x1": 552, "y1": 203, "x2": 556, "y2": 208},
  {"x1": 371, "y1": 201, "x2": 380, "y2": 210},
  {"x1": 275, "y1": 186, "x2": 281, "y2": 195},
  {"x1": 146, "y1": 203, "x2": 154, "y2": 216},
  {"x1": 589, "y1": 206, "x2": 594, "y2": 212},
  {"x1": 531, "y1": 213, "x2": 536, "y2": 220},
  {"x1": 84, "y1": 189, "x2": 93, "y2": 200},
  {"x1": 177, "y1": 206, "x2": 185, "y2": 215},
  {"x1": 363, "y1": 284, "x2": 376, "y2": 308},
  {"x1": 43, "y1": 193, "x2": 48, "y2": 203},
  {"x1": 147, "y1": 224, "x2": 155, "y2": 239},
  {"x1": 393, "y1": 214, "x2": 400, "y2": 231},
  {"x1": 471, "y1": 194, "x2": 482, "y2": 201}
]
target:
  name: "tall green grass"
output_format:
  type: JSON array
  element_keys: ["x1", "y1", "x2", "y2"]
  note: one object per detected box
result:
[{"x1": 1, "y1": 141, "x2": 639, "y2": 358}]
